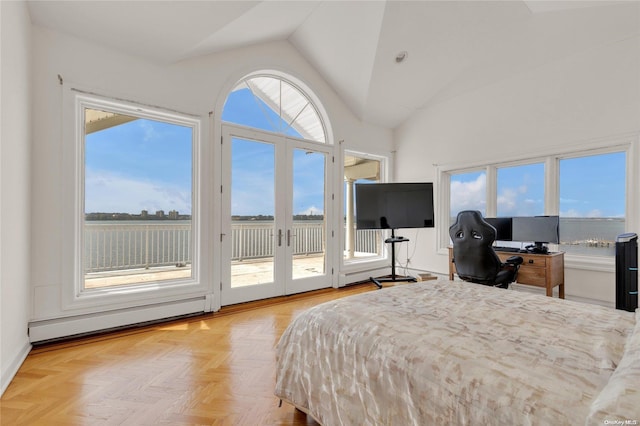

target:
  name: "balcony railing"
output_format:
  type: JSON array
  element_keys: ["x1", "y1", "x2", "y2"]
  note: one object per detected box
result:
[
  {"x1": 84, "y1": 220, "x2": 380, "y2": 273},
  {"x1": 84, "y1": 222, "x2": 192, "y2": 273}
]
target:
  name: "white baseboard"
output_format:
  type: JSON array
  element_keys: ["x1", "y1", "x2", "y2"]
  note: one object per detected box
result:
[
  {"x1": 510, "y1": 283, "x2": 614, "y2": 307},
  {"x1": 28, "y1": 297, "x2": 206, "y2": 343},
  {"x1": 1, "y1": 339, "x2": 31, "y2": 397},
  {"x1": 339, "y1": 268, "x2": 389, "y2": 286}
]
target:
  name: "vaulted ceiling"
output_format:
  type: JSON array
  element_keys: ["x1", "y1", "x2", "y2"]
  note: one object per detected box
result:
[{"x1": 27, "y1": 0, "x2": 638, "y2": 129}]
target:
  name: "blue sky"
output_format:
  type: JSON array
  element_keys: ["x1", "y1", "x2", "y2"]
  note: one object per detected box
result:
[
  {"x1": 85, "y1": 118, "x2": 193, "y2": 215},
  {"x1": 85, "y1": 87, "x2": 325, "y2": 217}
]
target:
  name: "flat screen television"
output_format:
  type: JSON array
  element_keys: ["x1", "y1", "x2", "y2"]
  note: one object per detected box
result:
[
  {"x1": 355, "y1": 182, "x2": 434, "y2": 230},
  {"x1": 512, "y1": 216, "x2": 560, "y2": 252},
  {"x1": 484, "y1": 217, "x2": 513, "y2": 241}
]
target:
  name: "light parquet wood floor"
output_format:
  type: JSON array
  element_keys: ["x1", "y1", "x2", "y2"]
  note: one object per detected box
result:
[{"x1": 0, "y1": 283, "x2": 375, "y2": 425}]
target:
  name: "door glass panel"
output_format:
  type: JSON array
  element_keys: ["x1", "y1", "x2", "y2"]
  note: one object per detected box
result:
[
  {"x1": 291, "y1": 148, "x2": 326, "y2": 279},
  {"x1": 231, "y1": 138, "x2": 275, "y2": 287}
]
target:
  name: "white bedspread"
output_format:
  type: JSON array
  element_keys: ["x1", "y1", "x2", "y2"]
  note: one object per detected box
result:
[{"x1": 275, "y1": 280, "x2": 637, "y2": 425}]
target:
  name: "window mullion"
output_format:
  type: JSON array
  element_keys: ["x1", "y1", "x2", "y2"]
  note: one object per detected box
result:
[
  {"x1": 486, "y1": 166, "x2": 497, "y2": 217},
  {"x1": 545, "y1": 156, "x2": 559, "y2": 215}
]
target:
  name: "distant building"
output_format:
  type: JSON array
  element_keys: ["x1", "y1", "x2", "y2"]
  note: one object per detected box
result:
[
  {"x1": 168, "y1": 210, "x2": 179, "y2": 220},
  {"x1": 141, "y1": 210, "x2": 148, "y2": 218},
  {"x1": 156, "y1": 210, "x2": 165, "y2": 218}
]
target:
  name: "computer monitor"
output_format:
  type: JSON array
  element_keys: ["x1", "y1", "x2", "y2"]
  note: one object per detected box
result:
[
  {"x1": 512, "y1": 216, "x2": 560, "y2": 253},
  {"x1": 484, "y1": 217, "x2": 513, "y2": 241}
]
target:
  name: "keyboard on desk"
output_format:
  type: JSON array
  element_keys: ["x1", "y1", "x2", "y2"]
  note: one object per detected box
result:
[{"x1": 493, "y1": 246, "x2": 521, "y2": 252}]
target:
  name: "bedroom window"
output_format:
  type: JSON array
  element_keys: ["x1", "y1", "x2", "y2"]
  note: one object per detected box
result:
[
  {"x1": 442, "y1": 142, "x2": 631, "y2": 261},
  {"x1": 344, "y1": 153, "x2": 385, "y2": 262},
  {"x1": 80, "y1": 98, "x2": 198, "y2": 291},
  {"x1": 224, "y1": 75, "x2": 326, "y2": 143},
  {"x1": 558, "y1": 152, "x2": 626, "y2": 256}
]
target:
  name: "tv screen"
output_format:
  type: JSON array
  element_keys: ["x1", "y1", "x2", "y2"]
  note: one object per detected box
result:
[
  {"x1": 355, "y1": 183, "x2": 434, "y2": 230},
  {"x1": 512, "y1": 216, "x2": 560, "y2": 244},
  {"x1": 484, "y1": 217, "x2": 513, "y2": 241}
]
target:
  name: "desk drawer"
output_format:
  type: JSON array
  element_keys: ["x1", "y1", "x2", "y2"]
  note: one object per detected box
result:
[
  {"x1": 498, "y1": 252, "x2": 547, "y2": 267},
  {"x1": 516, "y1": 267, "x2": 546, "y2": 287},
  {"x1": 522, "y1": 256, "x2": 547, "y2": 267}
]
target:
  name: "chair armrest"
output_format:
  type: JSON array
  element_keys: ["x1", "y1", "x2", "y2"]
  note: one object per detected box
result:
[{"x1": 505, "y1": 255, "x2": 524, "y2": 266}]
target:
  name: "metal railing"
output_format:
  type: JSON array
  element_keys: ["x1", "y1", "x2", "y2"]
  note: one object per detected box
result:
[
  {"x1": 84, "y1": 222, "x2": 192, "y2": 273},
  {"x1": 84, "y1": 220, "x2": 379, "y2": 273}
]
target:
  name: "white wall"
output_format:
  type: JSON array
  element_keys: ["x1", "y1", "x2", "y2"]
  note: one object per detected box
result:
[
  {"x1": 0, "y1": 1, "x2": 32, "y2": 395},
  {"x1": 394, "y1": 28, "x2": 640, "y2": 304},
  {"x1": 29, "y1": 26, "x2": 392, "y2": 325}
]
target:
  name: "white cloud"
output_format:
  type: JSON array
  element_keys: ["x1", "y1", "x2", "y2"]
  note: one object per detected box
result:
[
  {"x1": 85, "y1": 169, "x2": 191, "y2": 214},
  {"x1": 586, "y1": 209, "x2": 604, "y2": 218},
  {"x1": 560, "y1": 197, "x2": 580, "y2": 204},
  {"x1": 299, "y1": 205, "x2": 323, "y2": 215},
  {"x1": 497, "y1": 188, "x2": 518, "y2": 214},
  {"x1": 560, "y1": 209, "x2": 581, "y2": 218},
  {"x1": 450, "y1": 174, "x2": 486, "y2": 213},
  {"x1": 138, "y1": 120, "x2": 160, "y2": 142}
]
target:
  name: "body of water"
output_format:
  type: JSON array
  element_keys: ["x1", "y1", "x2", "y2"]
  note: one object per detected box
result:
[{"x1": 558, "y1": 217, "x2": 625, "y2": 256}]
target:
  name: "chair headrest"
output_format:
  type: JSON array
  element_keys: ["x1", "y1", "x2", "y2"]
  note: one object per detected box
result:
[{"x1": 449, "y1": 210, "x2": 496, "y2": 248}]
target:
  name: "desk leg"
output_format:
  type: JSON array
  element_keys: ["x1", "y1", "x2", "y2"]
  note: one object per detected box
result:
[{"x1": 559, "y1": 283, "x2": 565, "y2": 299}]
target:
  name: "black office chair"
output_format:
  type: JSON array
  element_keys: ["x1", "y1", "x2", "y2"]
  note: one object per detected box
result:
[{"x1": 449, "y1": 210, "x2": 523, "y2": 289}]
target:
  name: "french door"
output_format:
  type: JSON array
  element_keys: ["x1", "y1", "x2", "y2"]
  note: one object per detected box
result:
[{"x1": 220, "y1": 124, "x2": 333, "y2": 306}]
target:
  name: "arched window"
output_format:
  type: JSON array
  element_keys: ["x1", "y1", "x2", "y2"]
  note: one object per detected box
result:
[{"x1": 222, "y1": 74, "x2": 327, "y2": 143}]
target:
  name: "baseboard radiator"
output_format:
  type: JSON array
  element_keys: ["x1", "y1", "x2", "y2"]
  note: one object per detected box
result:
[{"x1": 28, "y1": 297, "x2": 206, "y2": 344}]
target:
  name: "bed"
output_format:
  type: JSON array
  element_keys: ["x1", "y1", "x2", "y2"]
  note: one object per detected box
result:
[{"x1": 275, "y1": 280, "x2": 640, "y2": 425}]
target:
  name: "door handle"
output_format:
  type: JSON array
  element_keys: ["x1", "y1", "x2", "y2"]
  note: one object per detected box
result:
[
  {"x1": 287, "y1": 229, "x2": 296, "y2": 246},
  {"x1": 278, "y1": 229, "x2": 283, "y2": 247}
]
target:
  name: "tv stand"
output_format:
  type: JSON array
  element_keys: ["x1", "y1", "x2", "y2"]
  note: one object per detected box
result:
[{"x1": 371, "y1": 229, "x2": 417, "y2": 289}]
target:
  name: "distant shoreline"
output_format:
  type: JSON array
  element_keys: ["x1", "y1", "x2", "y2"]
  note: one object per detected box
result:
[{"x1": 85, "y1": 214, "x2": 325, "y2": 221}]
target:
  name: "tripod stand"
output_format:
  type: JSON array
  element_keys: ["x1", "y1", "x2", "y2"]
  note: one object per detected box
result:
[{"x1": 370, "y1": 229, "x2": 416, "y2": 288}]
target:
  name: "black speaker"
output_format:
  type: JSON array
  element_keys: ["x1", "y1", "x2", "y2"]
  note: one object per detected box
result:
[{"x1": 615, "y1": 233, "x2": 638, "y2": 312}]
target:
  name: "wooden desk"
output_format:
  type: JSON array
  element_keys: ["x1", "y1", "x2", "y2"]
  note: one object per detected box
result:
[{"x1": 448, "y1": 247, "x2": 565, "y2": 298}]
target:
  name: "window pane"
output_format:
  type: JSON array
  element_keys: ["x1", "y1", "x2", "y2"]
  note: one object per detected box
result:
[
  {"x1": 450, "y1": 171, "x2": 486, "y2": 224},
  {"x1": 83, "y1": 107, "x2": 194, "y2": 289},
  {"x1": 223, "y1": 76, "x2": 326, "y2": 142},
  {"x1": 344, "y1": 154, "x2": 382, "y2": 261},
  {"x1": 497, "y1": 163, "x2": 545, "y2": 216},
  {"x1": 559, "y1": 152, "x2": 625, "y2": 256}
]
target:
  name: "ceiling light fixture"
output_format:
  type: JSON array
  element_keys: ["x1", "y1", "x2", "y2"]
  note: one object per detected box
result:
[{"x1": 395, "y1": 51, "x2": 408, "y2": 63}]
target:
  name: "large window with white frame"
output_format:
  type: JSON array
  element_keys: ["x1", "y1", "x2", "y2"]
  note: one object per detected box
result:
[
  {"x1": 78, "y1": 96, "x2": 199, "y2": 292},
  {"x1": 443, "y1": 143, "x2": 630, "y2": 259}
]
